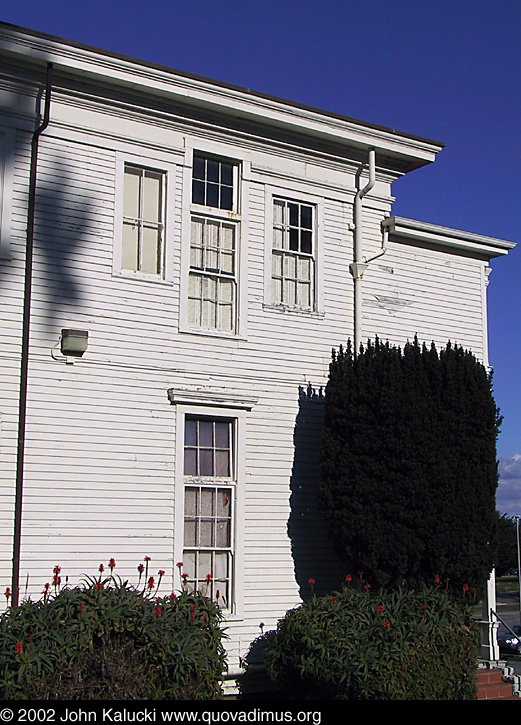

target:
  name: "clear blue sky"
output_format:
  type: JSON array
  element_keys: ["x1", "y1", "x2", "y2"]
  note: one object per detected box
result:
[{"x1": 2, "y1": 0, "x2": 520, "y2": 514}]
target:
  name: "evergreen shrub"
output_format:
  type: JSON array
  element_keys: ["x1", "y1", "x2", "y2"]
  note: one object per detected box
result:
[
  {"x1": 265, "y1": 582, "x2": 478, "y2": 700},
  {"x1": 319, "y1": 337, "x2": 501, "y2": 595},
  {"x1": 0, "y1": 560, "x2": 227, "y2": 700}
]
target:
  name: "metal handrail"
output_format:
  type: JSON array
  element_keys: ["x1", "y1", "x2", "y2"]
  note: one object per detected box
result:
[{"x1": 491, "y1": 608, "x2": 520, "y2": 640}]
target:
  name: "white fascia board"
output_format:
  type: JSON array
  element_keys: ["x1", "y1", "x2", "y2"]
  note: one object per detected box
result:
[
  {"x1": 0, "y1": 24, "x2": 443, "y2": 169},
  {"x1": 383, "y1": 216, "x2": 516, "y2": 258}
]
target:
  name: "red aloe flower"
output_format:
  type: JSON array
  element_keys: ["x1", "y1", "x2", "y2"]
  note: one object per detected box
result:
[
  {"x1": 206, "y1": 573, "x2": 212, "y2": 584},
  {"x1": 154, "y1": 604, "x2": 162, "y2": 618},
  {"x1": 176, "y1": 562, "x2": 183, "y2": 569},
  {"x1": 108, "y1": 558, "x2": 116, "y2": 572},
  {"x1": 95, "y1": 580, "x2": 103, "y2": 591},
  {"x1": 308, "y1": 577, "x2": 315, "y2": 593},
  {"x1": 137, "y1": 563, "x2": 145, "y2": 574},
  {"x1": 158, "y1": 570, "x2": 165, "y2": 578},
  {"x1": 422, "y1": 604, "x2": 428, "y2": 616},
  {"x1": 52, "y1": 574, "x2": 61, "y2": 588},
  {"x1": 53, "y1": 565, "x2": 61, "y2": 575},
  {"x1": 170, "y1": 592, "x2": 177, "y2": 601},
  {"x1": 15, "y1": 641, "x2": 23, "y2": 654},
  {"x1": 98, "y1": 563, "x2": 104, "y2": 574},
  {"x1": 383, "y1": 621, "x2": 391, "y2": 631},
  {"x1": 79, "y1": 602, "x2": 84, "y2": 613},
  {"x1": 4, "y1": 587, "x2": 11, "y2": 601},
  {"x1": 147, "y1": 577, "x2": 155, "y2": 590},
  {"x1": 345, "y1": 574, "x2": 352, "y2": 585},
  {"x1": 377, "y1": 605, "x2": 384, "y2": 615},
  {"x1": 364, "y1": 583, "x2": 371, "y2": 593},
  {"x1": 462, "y1": 583, "x2": 469, "y2": 595},
  {"x1": 331, "y1": 596, "x2": 337, "y2": 604},
  {"x1": 434, "y1": 574, "x2": 440, "y2": 585},
  {"x1": 144, "y1": 556, "x2": 151, "y2": 562}
]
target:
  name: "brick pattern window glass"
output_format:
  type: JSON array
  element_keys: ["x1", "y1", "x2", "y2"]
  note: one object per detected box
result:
[{"x1": 272, "y1": 198, "x2": 314, "y2": 309}]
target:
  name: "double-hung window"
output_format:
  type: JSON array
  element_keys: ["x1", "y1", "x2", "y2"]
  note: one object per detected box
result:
[
  {"x1": 121, "y1": 164, "x2": 166, "y2": 277},
  {"x1": 188, "y1": 155, "x2": 239, "y2": 334},
  {"x1": 272, "y1": 198, "x2": 315, "y2": 310},
  {"x1": 183, "y1": 416, "x2": 235, "y2": 607}
]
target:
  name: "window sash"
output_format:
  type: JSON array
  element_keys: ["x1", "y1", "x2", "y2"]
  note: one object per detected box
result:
[
  {"x1": 192, "y1": 156, "x2": 235, "y2": 211},
  {"x1": 122, "y1": 165, "x2": 165, "y2": 275},
  {"x1": 272, "y1": 198, "x2": 315, "y2": 309},
  {"x1": 182, "y1": 416, "x2": 235, "y2": 608}
]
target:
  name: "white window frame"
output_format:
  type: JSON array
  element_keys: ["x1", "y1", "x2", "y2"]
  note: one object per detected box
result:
[
  {"x1": 113, "y1": 152, "x2": 176, "y2": 283},
  {"x1": 264, "y1": 186, "x2": 324, "y2": 315},
  {"x1": 179, "y1": 143, "x2": 250, "y2": 339},
  {"x1": 172, "y1": 396, "x2": 252, "y2": 618},
  {"x1": 0, "y1": 126, "x2": 15, "y2": 260}
]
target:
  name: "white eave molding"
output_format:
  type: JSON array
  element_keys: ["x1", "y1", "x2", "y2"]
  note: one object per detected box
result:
[
  {"x1": 0, "y1": 22, "x2": 443, "y2": 170},
  {"x1": 383, "y1": 217, "x2": 516, "y2": 259},
  {"x1": 167, "y1": 388, "x2": 258, "y2": 411}
]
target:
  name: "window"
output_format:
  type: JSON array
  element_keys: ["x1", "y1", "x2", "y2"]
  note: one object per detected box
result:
[
  {"x1": 188, "y1": 154, "x2": 239, "y2": 333},
  {"x1": 271, "y1": 198, "x2": 315, "y2": 309},
  {"x1": 121, "y1": 164, "x2": 166, "y2": 277},
  {"x1": 183, "y1": 417, "x2": 234, "y2": 607}
]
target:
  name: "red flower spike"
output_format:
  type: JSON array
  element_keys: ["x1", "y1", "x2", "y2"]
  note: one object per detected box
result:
[
  {"x1": 158, "y1": 570, "x2": 165, "y2": 577},
  {"x1": 154, "y1": 605, "x2": 162, "y2": 618},
  {"x1": 206, "y1": 574, "x2": 212, "y2": 584},
  {"x1": 147, "y1": 577, "x2": 155, "y2": 590},
  {"x1": 144, "y1": 556, "x2": 151, "y2": 562},
  {"x1": 98, "y1": 564, "x2": 104, "y2": 574},
  {"x1": 176, "y1": 562, "x2": 183, "y2": 569},
  {"x1": 15, "y1": 641, "x2": 23, "y2": 654},
  {"x1": 308, "y1": 577, "x2": 315, "y2": 593},
  {"x1": 345, "y1": 574, "x2": 352, "y2": 585},
  {"x1": 332, "y1": 596, "x2": 337, "y2": 604},
  {"x1": 108, "y1": 558, "x2": 116, "y2": 571},
  {"x1": 53, "y1": 565, "x2": 61, "y2": 575},
  {"x1": 137, "y1": 563, "x2": 144, "y2": 574},
  {"x1": 434, "y1": 574, "x2": 440, "y2": 585},
  {"x1": 377, "y1": 605, "x2": 384, "y2": 615},
  {"x1": 4, "y1": 587, "x2": 11, "y2": 601},
  {"x1": 383, "y1": 621, "x2": 391, "y2": 630}
]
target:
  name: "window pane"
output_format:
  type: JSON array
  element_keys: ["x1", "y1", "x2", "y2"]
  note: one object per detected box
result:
[
  {"x1": 143, "y1": 171, "x2": 162, "y2": 223},
  {"x1": 289, "y1": 203, "x2": 299, "y2": 227},
  {"x1": 206, "y1": 183, "x2": 219, "y2": 208},
  {"x1": 220, "y1": 185, "x2": 233, "y2": 211},
  {"x1": 221, "y1": 163, "x2": 233, "y2": 186},
  {"x1": 215, "y1": 450, "x2": 230, "y2": 477},
  {"x1": 185, "y1": 419, "x2": 197, "y2": 447},
  {"x1": 301, "y1": 204, "x2": 313, "y2": 229},
  {"x1": 200, "y1": 519, "x2": 213, "y2": 547},
  {"x1": 199, "y1": 449, "x2": 214, "y2": 476},
  {"x1": 141, "y1": 226, "x2": 161, "y2": 275},
  {"x1": 185, "y1": 487, "x2": 198, "y2": 516},
  {"x1": 201, "y1": 488, "x2": 214, "y2": 516},
  {"x1": 207, "y1": 159, "x2": 220, "y2": 183},
  {"x1": 214, "y1": 422, "x2": 229, "y2": 449},
  {"x1": 123, "y1": 167, "x2": 140, "y2": 219},
  {"x1": 301, "y1": 230, "x2": 312, "y2": 255},
  {"x1": 199, "y1": 421, "x2": 213, "y2": 448},
  {"x1": 121, "y1": 223, "x2": 139, "y2": 271},
  {"x1": 192, "y1": 179, "x2": 205, "y2": 205},
  {"x1": 184, "y1": 448, "x2": 197, "y2": 476},
  {"x1": 184, "y1": 519, "x2": 197, "y2": 547},
  {"x1": 289, "y1": 228, "x2": 299, "y2": 251},
  {"x1": 193, "y1": 157, "x2": 205, "y2": 180},
  {"x1": 216, "y1": 520, "x2": 230, "y2": 547}
]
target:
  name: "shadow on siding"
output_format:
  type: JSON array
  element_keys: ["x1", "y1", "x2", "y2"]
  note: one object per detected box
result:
[{"x1": 288, "y1": 383, "x2": 345, "y2": 600}]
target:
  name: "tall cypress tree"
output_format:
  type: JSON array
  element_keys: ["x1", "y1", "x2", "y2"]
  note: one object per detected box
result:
[{"x1": 319, "y1": 338, "x2": 502, "y2": 594}]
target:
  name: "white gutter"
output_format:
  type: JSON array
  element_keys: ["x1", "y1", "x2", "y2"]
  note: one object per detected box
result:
[{"x1": 349, "y1": 148, "x2": 376, "y2": 353}]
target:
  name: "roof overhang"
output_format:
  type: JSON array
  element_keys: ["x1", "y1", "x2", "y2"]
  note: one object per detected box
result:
[
  {"x1": 383, "y1": 217, "x2": 516, "y2": 259},
  {"x1": 0, "y1": 22, "x2": 443, "y2": 173}
]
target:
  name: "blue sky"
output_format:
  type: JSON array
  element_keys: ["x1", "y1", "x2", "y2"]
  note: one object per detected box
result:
[{"x1": 2, "y1": 0, "x2": 520, "y2": 514}]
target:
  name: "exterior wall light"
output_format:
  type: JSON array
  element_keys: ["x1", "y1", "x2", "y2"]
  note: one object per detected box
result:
[
  {"x1": 60, "y1": 329, "x2": 88, "y2": 357},
  {"x1": 52, "y1": 329, "x2": 89, "y2": 364}
]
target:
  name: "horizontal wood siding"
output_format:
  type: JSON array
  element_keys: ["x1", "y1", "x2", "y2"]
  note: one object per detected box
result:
[{"x1": 0, "y1": 81, "x2": 491, "y2": 670}]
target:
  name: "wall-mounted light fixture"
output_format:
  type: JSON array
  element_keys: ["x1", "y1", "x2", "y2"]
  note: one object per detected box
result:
[{"x1": 52, "y1": 329, "x2": 89, "y2": 363}]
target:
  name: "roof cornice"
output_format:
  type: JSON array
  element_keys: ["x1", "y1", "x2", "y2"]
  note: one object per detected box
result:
[
  {"x1": 0, "y1": 21, "x2": 443, "y2": 171},
  {"x1": 383, "y1": 217, "x2": 516, "y2": 258}
]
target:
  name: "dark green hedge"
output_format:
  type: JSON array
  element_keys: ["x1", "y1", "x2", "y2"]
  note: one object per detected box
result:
[{"x1": 265, "y1": 583, "x2": 478, "y2": 700}]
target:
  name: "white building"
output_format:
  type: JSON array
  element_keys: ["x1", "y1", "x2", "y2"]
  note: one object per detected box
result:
[{"x1": 0, "y1": 22, "x2": 514, "y2": 686}]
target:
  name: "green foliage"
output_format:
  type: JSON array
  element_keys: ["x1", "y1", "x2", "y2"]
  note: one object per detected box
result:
[
  {"x1": 0, "y1": 563, "x2": 227, "y2": 700},
  {"x1": 319, "y1": 337, "x2": 501, "y2": 595},
  {"x1": 265, "y1": 584, "x2": 478, "y2": 700}
]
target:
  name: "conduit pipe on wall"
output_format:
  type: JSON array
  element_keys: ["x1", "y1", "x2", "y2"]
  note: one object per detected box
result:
[
  {"x1": 349, "y1": 148, "x2": 388, "y2": 353},
  {"x1": 12, "y1": 62, "x2": 53, "y2": 609}
]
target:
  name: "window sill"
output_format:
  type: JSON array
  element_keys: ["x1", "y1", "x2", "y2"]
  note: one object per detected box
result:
[
  {"x1": 112, "y1": 270, "x2": 173, "y2": 286},
  {"x1": 262, "y1": 303, "x2": 324, "y2": 319},
  {"x1": 178, "y1": 327, "x2": 247, "y2": 342}
]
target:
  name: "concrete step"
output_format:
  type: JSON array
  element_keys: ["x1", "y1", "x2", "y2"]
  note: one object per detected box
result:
[{"x1": 477, "y1": 668, "x2": 520, "y2": 700}]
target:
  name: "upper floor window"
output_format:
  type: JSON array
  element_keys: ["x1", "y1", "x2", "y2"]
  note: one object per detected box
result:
[
  {"x1": 121, "y1": 164, "x2": 166, "y2": 277},
  {"x1": 0, "y1": 127, "x2": 15, "y2": 260},
  {"x1": 271, "y1": 197, "x2": 315, "y2": 310},
  {"x1": 188, "y1": 154, "x2": 240, "y2": 334},
  {"x1": 192, "y1": 156, "x2": 235, "y2": 211}
]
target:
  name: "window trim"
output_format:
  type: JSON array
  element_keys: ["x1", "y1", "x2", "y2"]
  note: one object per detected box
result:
[
  {"x1": 179, "y1": 144, "x2": 250, "y2": 339},
  {"x1": 173, "y1": 400, "x2": 249, "y2": 618},
  {"x1": 113, "y1": 152, "x2": 176, "y2": 284},
  {"x1": 0, "y1": 126, "x2": 15, "y2": 261},
  {"x1": 263, "y1": 186, "x2": 324, "y2": 316}
]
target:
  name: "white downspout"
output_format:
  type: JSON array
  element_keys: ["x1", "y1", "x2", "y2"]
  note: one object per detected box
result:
[{"x1": 349, "y1": 148, "x2": 376, "y2": 353}]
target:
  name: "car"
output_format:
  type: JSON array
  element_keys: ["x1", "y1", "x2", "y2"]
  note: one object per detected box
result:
[{"x1": 498, "y1": 625, "x2": 521, "y2": 655}]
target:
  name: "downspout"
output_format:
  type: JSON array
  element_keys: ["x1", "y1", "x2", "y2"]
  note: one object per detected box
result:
[
  {"x1": 12, "y1": 62, "x2": 53, "y2": 609},
  {"x1": 349, "y1": 148, "x2": 376, "y2": 354}
]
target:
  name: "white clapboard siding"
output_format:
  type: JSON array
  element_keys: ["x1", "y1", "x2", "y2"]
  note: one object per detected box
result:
[{"x1": 0, "y1": 37, "x2": 510, "y2": 677}]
